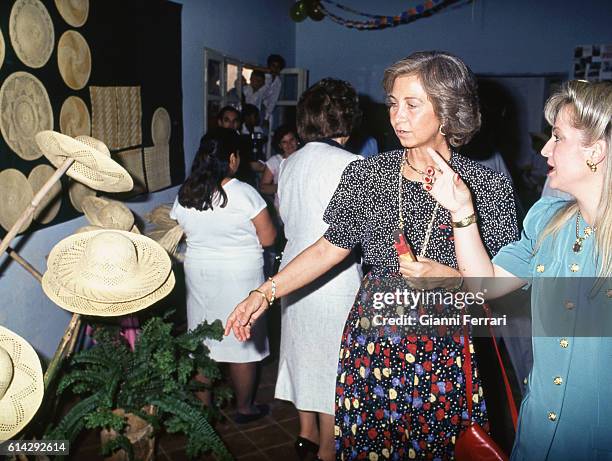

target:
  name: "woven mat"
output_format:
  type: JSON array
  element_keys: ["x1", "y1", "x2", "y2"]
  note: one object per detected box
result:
[
  {"x1": 60, "y1": 95, "x2": 91, "y2": 137},
  {"x1": 144, "y1": 144, "x2": 171, "y2": 192},
  {"x1": 116, "y1": 86, "x2": 142, "y2": 149},
  {"x1": 90, "y1": 86, "x2": 119, "y2": 150},
  {"x1": 114, "y1": 148, "x2": 146, "y2": 195}
]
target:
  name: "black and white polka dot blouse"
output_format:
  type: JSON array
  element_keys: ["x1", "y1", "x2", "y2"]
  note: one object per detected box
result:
[{"x1": 323, "y1": 149, "x2": 519, "y2": 275}]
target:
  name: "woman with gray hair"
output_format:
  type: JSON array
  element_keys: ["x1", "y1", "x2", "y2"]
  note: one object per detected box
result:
[{"x1": 226, "y1": 51, "x2": 519, "y2": 459}]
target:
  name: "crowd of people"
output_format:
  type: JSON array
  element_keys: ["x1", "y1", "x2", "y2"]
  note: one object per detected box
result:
[{"x1": 174, "y1": 50, "x2": 612, "y2": 461}]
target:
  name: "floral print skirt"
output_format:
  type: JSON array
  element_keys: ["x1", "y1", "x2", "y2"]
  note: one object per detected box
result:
[{"x1": 334, "y1": 273, "x2": 489, "y2": 461}]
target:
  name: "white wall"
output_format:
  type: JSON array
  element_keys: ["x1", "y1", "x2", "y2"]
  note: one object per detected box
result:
[
  {"x1": 1, "y1": 0, "x2": 296, "y2": 360},
  {"x1": 295, "y1": 0, "x2": 612, "y2": 101}
]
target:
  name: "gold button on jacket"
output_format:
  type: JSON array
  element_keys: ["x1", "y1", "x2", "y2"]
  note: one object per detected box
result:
[
  {"x1": 560, "y1": 338, "x2": 569, "y2": 348},
  {"x1": 553, "y1": 376, "x2": 563, "y2": 385},
  {"x1": 548, "y1": 412, "x2": 557, "y2": 421}
]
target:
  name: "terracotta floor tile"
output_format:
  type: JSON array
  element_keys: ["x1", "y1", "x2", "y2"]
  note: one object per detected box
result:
[
  {"x1": 220, "y1": 431, "x2": 259, "y2": 458},
  {"x1": 242, "y1": 424, "x2": 292, "y2": 450},
  {"x1": 269, "y1": 400, "x2": 298, "y2": 422},
  {"x1": 261, "y1": 442, "x2": 301, "y2": 461}
]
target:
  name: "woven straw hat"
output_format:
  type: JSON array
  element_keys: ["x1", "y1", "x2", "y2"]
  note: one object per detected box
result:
[
  {"x1": 151, "y1": 107, "x2": 171, "y2": 145},
  {"x1": 35, "y1": 131, "x2": 133, "y2": 193},
  {"x1": 54, "y1": 0, "x2": 89, "y2": 27},
  {"x1": 43, "y1": 230, "x2": 175, "y2": 316},
  {"x1": 60, "y1": 96, "x2": 90, "y2": 138},
  {"x1": 9, "y1": 0, "x2": 54, "y2": 69},
  {"x1": 0, "y1": 325, "x2": 44, "y2": 441},
  {"x1": 45, "y1": 230, "x2": 172, "y2": 303},
  {"x1": 0, "y1": 72, "x2": 53, "y2": 161},
  {"x1": 28, "y1": 164, "x2": 62, "y2": 224},
  {"x1": 81, "y1": 196, "x2": 134, "y2": 231},
  {"x1": 0, "y1": 169, "x2": 34, "y2": 233},
  {"x1": 57, "y1": 30, "x2": 91, "y2": 90}
]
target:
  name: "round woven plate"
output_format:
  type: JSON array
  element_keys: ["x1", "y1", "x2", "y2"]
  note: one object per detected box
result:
[
  {"x1": 60, "y1": 96, "x2": 91, "y2": 138},
  {"x1": 0, "y1": 29, "x2": 5, "y2": 70},
  {"x1": 57, "y1": 30, "x2": 91, "y2": 90},
  {"x1": 9, "y1": 0, "x2": 54, "y2": 68},
  {"x1": 151, "y1": 107, "x2": 171, "y2": 145},
  {"x1": 0, "y1": 72, "x2": 53, "y2": 161},
  {"x1": 28, "y1": 164, "x2": 62, "y2": 224},
  {"x1": 68, "y1": 180, "x2": 96, "y2": 213},
  {"x1": 0, "y1": 169, "x2": 34, "y2": 233},
  {"x1": 54, "y1": 0, "x2": 89, "y2": 27},
  {"x1": 0, "y1": 325, "x2": 44, "y2": 440}
]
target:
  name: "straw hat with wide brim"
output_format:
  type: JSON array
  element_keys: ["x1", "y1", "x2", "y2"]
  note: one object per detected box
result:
[
  {"x1": 54, "y1": 0, "x2": 89, "y2": 27},
  {"x1": 43, "y1": 230, "x2": 175, "y2": 316},
  {"x1": 57, "y1": 30, "x2": 91, "y2": 90},
  {"x1": 45, "y1": 230, "x2": 172, "y2": 303},
  {"x1": 9, "y1": 0, "x2": 54, "y2": 69},
  {"x1": 0, "y1": 325, "x2": 44, "y2": 441},
  {"x1": 81, "y1": 196, "x2": 134, "y2": 231},
  {"x1": 35, "y1": 131, "x2": 133, "y2": 193},
  {"x1": 0, "y1": 72, "x2": 53, "y2": 161},
  {"x1": 0, "y1": 169, "x2": 34, "y2": 233},
  {"x1": 28, "y1": 164, "x2": 63, "y2": 224}
]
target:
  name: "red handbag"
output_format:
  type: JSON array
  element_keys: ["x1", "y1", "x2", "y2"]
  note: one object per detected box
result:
[{"x1": 455, "y1": 310, "x2": 518, "y2": 461}]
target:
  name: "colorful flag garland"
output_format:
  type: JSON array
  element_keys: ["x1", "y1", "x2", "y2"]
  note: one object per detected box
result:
[{"x1": 316, "y1": 0, "x2": 472, "y2": 30}]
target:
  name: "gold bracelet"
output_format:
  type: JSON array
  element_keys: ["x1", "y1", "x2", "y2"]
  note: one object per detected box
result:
[
  {"x1": 451, "y1": 212, "x2": 477, "y2": 229},
  {"x1": 249, "y1": 289, "x2": 270, "y2": 306},
  {"x1": 268, "y1": 277, "x2": 277, "y2": 305}
]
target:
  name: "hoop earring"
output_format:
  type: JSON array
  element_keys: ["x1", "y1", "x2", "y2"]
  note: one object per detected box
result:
[
  {"x1": 586, "y1": 158, "x2": 597, "y2": 173},
  {"x1": 438, "y1": 124, "x2": 446, "y2": 136}
]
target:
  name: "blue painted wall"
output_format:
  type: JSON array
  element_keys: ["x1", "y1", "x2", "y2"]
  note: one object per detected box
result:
[
  {"x1": 0, "y1": 0, "x2": 295, "y2": 360},
  {"x1": 295, "y1": 0, "x2": 612, "y2": 101}
]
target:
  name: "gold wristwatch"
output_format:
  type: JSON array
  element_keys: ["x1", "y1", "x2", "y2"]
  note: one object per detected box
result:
[{"x1": 451, "y1": 212, "x2": 477, "y2": 228}]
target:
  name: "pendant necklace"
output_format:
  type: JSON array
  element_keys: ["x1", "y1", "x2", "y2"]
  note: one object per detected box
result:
[
  {"x1": 572, "y1": 210, "x2": 595, "y2": 253},
  {"x1": 399, "y1": 150, "x2": 439, "y2": 257}
]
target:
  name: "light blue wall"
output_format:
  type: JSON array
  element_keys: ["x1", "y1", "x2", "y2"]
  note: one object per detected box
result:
[
  {"x1": 295, "y1": 0, "x2": 612, "y2": 101},
  {"x1": 175, "y1": 0, "x2": 296, "y2": 170},
  {"x1": 1, "y1": 0, "x2": 295, "y2": 361}
]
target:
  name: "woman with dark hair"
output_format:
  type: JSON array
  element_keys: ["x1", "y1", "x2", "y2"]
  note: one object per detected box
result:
[
  {"x1": 226, "y1": 52, "x2": 519, "y2": 459},
  {"x1": 170, "y1": 127, "x2": 276, "y2": 423}
]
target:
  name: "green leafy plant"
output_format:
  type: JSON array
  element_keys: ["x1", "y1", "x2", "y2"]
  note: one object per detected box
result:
[{"x1": 45, "y1": 313, "x2": 233, "y2": 460}]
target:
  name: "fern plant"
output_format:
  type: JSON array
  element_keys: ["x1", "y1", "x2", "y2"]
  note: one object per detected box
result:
[{"x1": 45, "y1": 313, "x2": 233, "y2": 461}]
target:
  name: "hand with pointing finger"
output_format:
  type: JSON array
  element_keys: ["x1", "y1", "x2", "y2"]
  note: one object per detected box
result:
[{"x1": 424, "y1": 147, "x2": 474, "y2": 217}]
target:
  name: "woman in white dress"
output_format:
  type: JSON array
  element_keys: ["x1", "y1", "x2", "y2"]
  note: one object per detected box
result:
[
  {"x1": 275, "y1": 79, "x2": 363, "y2": 461},
  {"x1": 171, "y1": 127, "x2": 276, "y2": 422}
]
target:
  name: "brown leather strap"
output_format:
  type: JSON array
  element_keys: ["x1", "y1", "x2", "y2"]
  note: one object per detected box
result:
[{"x1": 462, "y1": 307, "x2": 518, "y2": 430}]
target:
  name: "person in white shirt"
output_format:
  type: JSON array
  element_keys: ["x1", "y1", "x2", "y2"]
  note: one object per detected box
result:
[
  {"x1": 260, "y1": 125, "x2": 299, "y2": 213},
  {"x1": 171, "y1": 127, "x2": 276, "y2": 424},
  {"x1": 242, "y1": 70, "x2": 267, "y2": 113}
]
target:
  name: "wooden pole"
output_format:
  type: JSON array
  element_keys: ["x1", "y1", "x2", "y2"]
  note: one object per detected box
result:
[
  {"x1": 6, "y1": 247, "x2": 42, "y2": 282},
  {"x1": 0, "y1": 158, "x2": 74, "y2": 258},
  {"x1": 43, "y1": 313, "x2": 81, "y2": 389}
]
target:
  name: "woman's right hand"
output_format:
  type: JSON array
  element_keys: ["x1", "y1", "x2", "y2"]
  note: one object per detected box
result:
[
  {"x1": 425, "y1": 147, "x2": 474, "y2": 217},
  {"x1": 224, "y1": 291, "x2": 269, "y2": 342}
]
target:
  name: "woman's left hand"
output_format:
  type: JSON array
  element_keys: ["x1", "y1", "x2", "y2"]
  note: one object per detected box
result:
[{"x1": 400, "y1": 256, "x2": 462, "y2": 291}]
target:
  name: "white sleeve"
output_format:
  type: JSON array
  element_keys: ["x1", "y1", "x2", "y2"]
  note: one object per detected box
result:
[
  {"x1": 262, "y1": 75, "x2": 282, "y2": 121},
  {"x1": 169, "y1": 197, "x2": 180, "y2": 220},
  {"x1": 240, "y1": 183, "x2": 267, "y2": 219}
]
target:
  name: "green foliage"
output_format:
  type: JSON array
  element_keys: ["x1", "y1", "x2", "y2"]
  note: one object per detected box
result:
[{"x1": 45, "y1": 316, "x2": 232, "y2": 460}]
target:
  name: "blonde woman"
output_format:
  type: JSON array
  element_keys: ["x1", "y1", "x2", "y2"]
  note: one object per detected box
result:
[{"x1": 423, "y1": 80, "x2": 612, "y2": 460}]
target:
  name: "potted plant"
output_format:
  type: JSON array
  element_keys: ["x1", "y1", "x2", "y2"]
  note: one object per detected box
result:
[{"x1": 45, "y1": 313, "x2": 233, "y2": 461}]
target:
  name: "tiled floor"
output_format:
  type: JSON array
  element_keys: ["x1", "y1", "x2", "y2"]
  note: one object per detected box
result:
[{"x1": 71, "y1": 358, "x2": 302, "y2": 461}]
